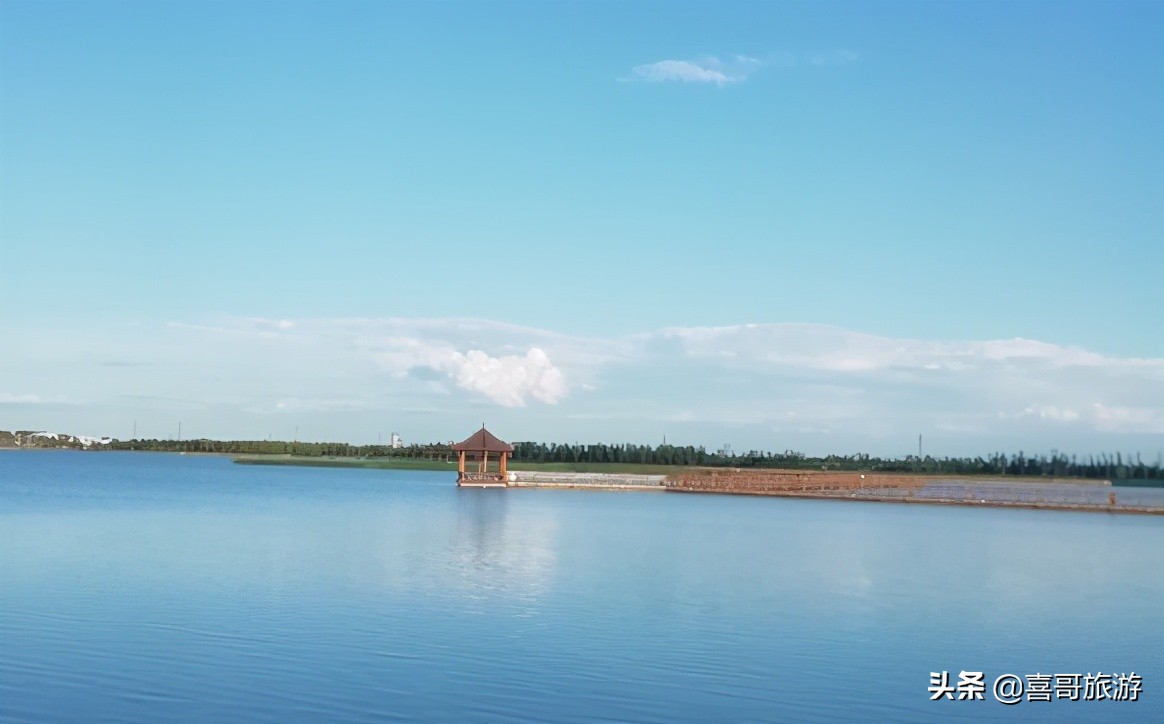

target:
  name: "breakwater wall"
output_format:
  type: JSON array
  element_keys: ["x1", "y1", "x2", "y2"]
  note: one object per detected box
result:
[{"x1": 490, "y1": 469, "x2": 1163, "y2": 513}]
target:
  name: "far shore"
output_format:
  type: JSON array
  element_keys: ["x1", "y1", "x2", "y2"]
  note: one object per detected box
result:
[
  {"x1": 231, "y1": 453, "x2": 1119, "y2": 484},
  {"x1": 232, "y1": 454, "x2": 683, "y2": 475}
]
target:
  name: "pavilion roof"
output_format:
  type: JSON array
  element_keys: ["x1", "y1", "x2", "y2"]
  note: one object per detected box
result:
[{"x1": 451, "y1": 427, "x2": 513, "y2": 453}]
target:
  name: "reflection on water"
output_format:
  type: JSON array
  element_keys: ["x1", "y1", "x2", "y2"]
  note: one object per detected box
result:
[
  {"x1": 450, "y1": 489, "x2": 557, "y2": 608},
  {"x1": 1, "y1": 452, "x2": 1161, "y2": 722}
]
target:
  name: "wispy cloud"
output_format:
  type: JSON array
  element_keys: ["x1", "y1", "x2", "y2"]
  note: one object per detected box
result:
[
  {"x1": 807, "y1": 48, "x2": 860, "y2": 66},
  {"x1": 624, "y1": 59, "x2": 736, "y2": 86},
  {"x1": 621, "y1": 50, "x2": 858, "y2": 86},
  {"x1": 0, "y1": 392, "x2": 72, "y2": 405},
  {"x1": 622, "y1": 55, "x2": 761, "y2": 86},
  {"x1": 656, "y1": 323, "x2": 1164, "y2": 436},
  {"x1": 4, "y1": 316, "x2": 1161, "y2": 454},
  {"x1": 0, "y1": 393, "x2": 45, "y2": 404}
]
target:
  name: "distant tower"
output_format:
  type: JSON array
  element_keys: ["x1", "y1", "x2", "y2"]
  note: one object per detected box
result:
[
  {"x1": 918, "y1": 434, "x2": 923, "y2": 458},
  {"x1": 390, "y1": 432, "x2": 404, "y2": 449}
]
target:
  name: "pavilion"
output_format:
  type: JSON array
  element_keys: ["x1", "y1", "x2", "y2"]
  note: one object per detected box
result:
[{"x1": 452, "y1": 426, "x2": 514, "y2": 487}]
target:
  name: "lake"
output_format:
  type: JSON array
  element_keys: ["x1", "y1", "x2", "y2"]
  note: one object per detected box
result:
[{"x1": 1, "y1": 451, "x2": 1161, "y2": 722}]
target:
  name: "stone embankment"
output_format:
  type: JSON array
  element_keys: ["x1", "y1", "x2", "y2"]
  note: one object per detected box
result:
[
  {"x1": 667, "y1": 469, "x2": 921, "y2": 495},
  {"x1": 665, "y1": 469, "x2": 1164, "y2": 513},
  {"x1": 508, "y1": 471, "x2": 666, "y2": 490}
]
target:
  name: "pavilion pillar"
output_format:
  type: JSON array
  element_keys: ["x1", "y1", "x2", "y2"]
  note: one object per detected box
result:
[
  {"x1": 481, "y1": 450, "x2": 487, "y2": 473},
  {"x1": 500, "y1": 452, "x2": 507, "y2": 478},
  {"x1": 458, "y1": 450, "x2": 465, "y2": 478}
]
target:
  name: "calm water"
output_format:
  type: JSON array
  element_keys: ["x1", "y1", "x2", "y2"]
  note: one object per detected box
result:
[{"x1": 2, "y1": 451, "x2": 1161, "y2": 722}]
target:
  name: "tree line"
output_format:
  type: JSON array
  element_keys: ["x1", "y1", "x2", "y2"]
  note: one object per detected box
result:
[
  {"x1": 108, "y1": 438, "x2": 453, "y2": 460},
  {"x1": 17, "y1": 433, "x2": 1162, "y2": 481},
  {"x1": 510, "y1": 442, "x2": 1161, "y2": 480}
]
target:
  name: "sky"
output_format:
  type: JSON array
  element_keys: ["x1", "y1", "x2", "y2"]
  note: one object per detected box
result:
[{"x1": 1, "y1": 1, "x2": 1161, "y2": 458}]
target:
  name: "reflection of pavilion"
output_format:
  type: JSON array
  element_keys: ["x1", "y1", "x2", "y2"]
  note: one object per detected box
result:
[
  {"x1": 453, "y1": 426, "x2": 513, "y2": 487},
  {"x1": 451, "y1": 483, "x2": 559, "y2": 601}
]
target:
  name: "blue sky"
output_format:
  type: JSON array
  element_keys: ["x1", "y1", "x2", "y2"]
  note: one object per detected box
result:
[{"x1": 1, "y1": 1, "x2": 1161, "y2": 457}]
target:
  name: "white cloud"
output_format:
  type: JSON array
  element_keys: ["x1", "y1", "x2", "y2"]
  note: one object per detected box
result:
[
  {"x1": 449, "y1": 348, "x2": 566, "y2": 407},
  {"x1": 367, "y1": 337, "x2": 567, "y2": 407},
  {"x1": 187, "y1": 319, "x2": 575, "y2": 408}
]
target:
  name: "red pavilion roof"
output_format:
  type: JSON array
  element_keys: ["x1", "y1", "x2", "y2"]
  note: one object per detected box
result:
[{"x1": 451, "y1": 427, "x2": 513, "y2": 453}]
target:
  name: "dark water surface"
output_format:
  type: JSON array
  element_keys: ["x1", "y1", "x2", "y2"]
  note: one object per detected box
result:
[{"x1": 2, "y1": 451, "x2": 1161, "y2": 722}]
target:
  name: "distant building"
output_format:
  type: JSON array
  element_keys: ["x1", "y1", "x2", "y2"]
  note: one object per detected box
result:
[{"x1": 390, "y1": 432, "x2": 404, "y2": 449}]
